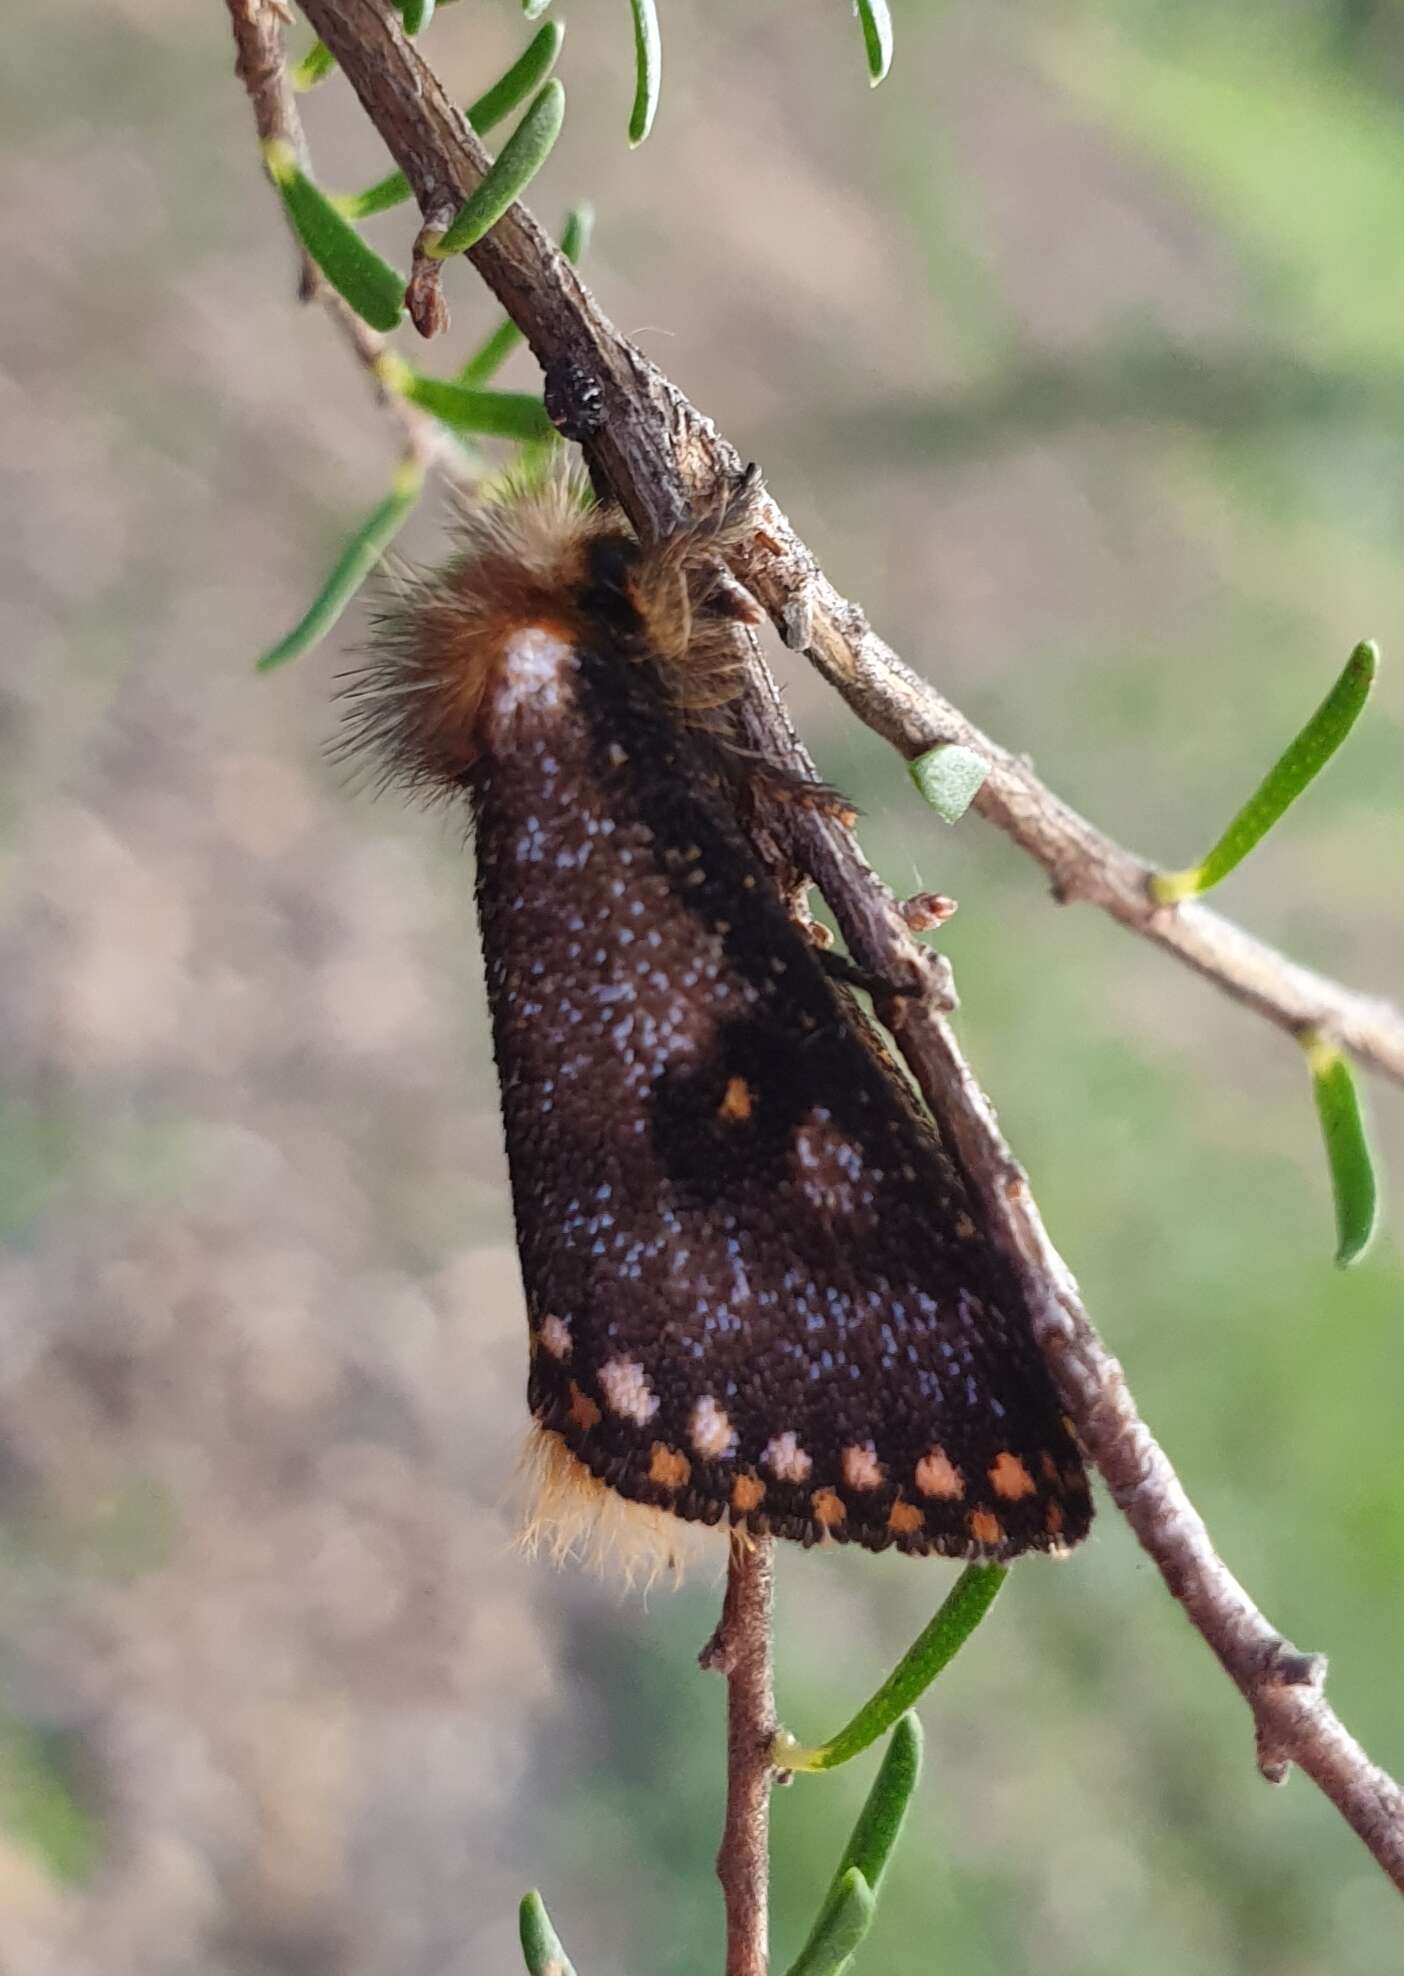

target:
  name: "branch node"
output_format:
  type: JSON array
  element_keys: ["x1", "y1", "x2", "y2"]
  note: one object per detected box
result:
[
  {"x1": 782, "y1": 587, "x2": 816, "y2": 652},
  {"x1": 407, "y1": 251, "x2": 450, "y2": 338},
  {"x1": 914, "y1": 948, "x2": 958, "y2": 1011},
  {"x1": 699, "y1": 1625, "x2": 734, "y2": 1677},
  {"x1": 900, "y1": 890, "x2": 958, "y2": 932},
  {"x1": 1049, "y1": 861, "x2": 1092, "y2": 906},
  {"x1": 1265, "y1": 1644, "x2": 1328, "y2": 1692},
  {"x1": 1256, "y1": 1727, "x2": 1293, "y2": 1788}
]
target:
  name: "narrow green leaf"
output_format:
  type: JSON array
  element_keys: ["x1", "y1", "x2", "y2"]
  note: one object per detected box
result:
[
  {"x1": 519, "y1": 1890, "x2": 577, "y2": 1976},
  {"x1": 1304, "y1": 1035, "x2": 1379, "y2": 1266},
  {"x1": 786, "y1": 1869, "x2": 875, "y2": 1976},
  {"x1": 334, "y1": 176, "x2": 411, "y2": 225},
  {"x1": 786, "y1": 1718, "x2": 923, "y2": 1976},
  {"x1": 255, "y1": 458, "x2": 425, "y2": 673},
  {"x1": 401, "y1": 374, "x2": 554, "y2": 440},
  {"x1": 394, "y1": 0, "x2": 435, "y2": 33},
  {"x1": 908, "y1": 742, "x2": 988, "y2": 824},
  {"x1": 833, "y1": 1713, "x2": 923, "y2": 1895},
  {"x1": 339, "y1": 23, "x2": 565, "y2": 221},
  {"x1": 854, "y1": 0, "x2": 894, "y2": 86},
  {"x1": 459, "y1": 203, "x2": 592, "y2": 386},
  {"x1": 263, "y1": 140, "x2": 406, "y2": 332},
  {"x1": 469, "y1": 20, "x2": 565, "y2": 133},
  {"x1": 555, "y1": 203, "x2": 594, "y2": 271},
  {"x1": 291, "y1": 40, "x2": 337, "y2": 91},
  {"x1": 628, "y1": 0, "x2": 662, "y2": 146},
  {"x1": 456, "y1": 318, "x2": 525, "y2": 391},
  {"x1": 428, "y1": 81, "x2": 566, "y2": 258},
  {"x1": 523, "y1": 0, "x2": 553, "y2": 16},
  {"x1": 775, "y1": 1564, "x2": 1006, "y2": 1772},
  {"x1": 1150, "y1": 640, "x2": 1379, "y2": 905}
]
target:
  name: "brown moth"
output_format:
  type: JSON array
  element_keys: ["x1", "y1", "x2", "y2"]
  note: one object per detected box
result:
[{"x1": 344, "y1": 471, "x2": 1091, "y2": 1567}]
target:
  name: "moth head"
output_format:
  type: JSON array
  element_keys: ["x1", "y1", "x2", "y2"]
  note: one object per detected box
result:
[
  {"x1": 339, "y1": 463, "x2": 766, "y2": 797},
  {"x1": 340, "y1": 468, "x2": 608, "y2": 795}
]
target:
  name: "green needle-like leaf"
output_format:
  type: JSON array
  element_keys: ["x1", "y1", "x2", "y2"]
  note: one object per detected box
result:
[
  {"x1": 628, "y1": 0, "x2": 662, "y2": 145},
  {"x1": 264, "y1": 140, "x2": 406, "y2": 332},
  {"x1": 1150, "y1": 640, "x2": 1379, "y2": 905},
  {"x1": 1304, "y1": 1034, "x2": 1379, "y2": 1266},
  {"x1": 519, "y1": 1890, "x2": 578, "y2": 1976},
  {"x1": 395, "y1": 0, "x2": 435, "y2": 33},
  {"x1": 785, "y1": 1717, "x2": 923, "y2": 1974},
  {"x1": 523, "y1": 0, "x2": 553, "y2": 16},
  {"x1": 832, "y1": 1713, "x2": 923, "y2": 1895},
  {"x1": 469, "y1": 21, "x2": 565, "y2": 133},
  {"x1": 339, "y1": 23, "x2": 565, "y2": 221},
  {"x1": 559, "y1": 203, "x2": 594, "y2": 262},
  {"x1": 291, "y1": 40, "x2": 337, "y2": 91},
  {"x1": 334, "y1": 177, "x2": 412, "y2": 225},
  {"x1": 401, "y1": 374, "x2": 555, "y2": 440},
  {"x1": 455, "y1": 319, "x2": 526, "y2": 393},
  {"x1": 908, "y1": 742, "x2": 988, "y2": 823},
  {"x1": 429, "y1": 80, "x2": 566, "y2": 257},
  {"x1": 786, "y1": 1869, "x2": 876, "y2": 1976},
  {"x1": 775, "y1": 1564, "x2": 1006, "y2": 1772},
  {"x1": 255, "y1": 457, "x2": 424, "y2": 673},
  {"x1": 854, "y1": 0, "x2": 894, "y2": 86},
  {"x1": 459, "y1": 203, "x2": 592, "y2": 385}
]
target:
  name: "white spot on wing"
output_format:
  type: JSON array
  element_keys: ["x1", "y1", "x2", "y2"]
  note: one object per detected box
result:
[
  {"x1": 538, "y1": 1314, "x2": 572, "y2": 1360},
  {"x1": 763, "y1": 1431, "x2": 812, "y2": 1484},
  {"x1": 598, "y1": 1356, "x2": 660, "y2": 1425},
  {"x1": 690, "y1": 1396, "x2": 737, "y2": 1459},
  {"x1": 842, "y1": 1443, "x2": 883, "y2": 1491},
  {"x1": 793, "y1": 1107, "x2": 872, "y2": 1221}
]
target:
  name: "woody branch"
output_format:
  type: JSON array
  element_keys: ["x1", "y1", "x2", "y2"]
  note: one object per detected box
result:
[
  {"x1": 243, "y1": 0, "x2": 1404, "y2": 1090},
  {"x1": 699, "y1": 1540, "x2": 776, "y2": 1976},
  {"x1": 228, "y1": 0, "x2": 1404, "y2": 1905}
]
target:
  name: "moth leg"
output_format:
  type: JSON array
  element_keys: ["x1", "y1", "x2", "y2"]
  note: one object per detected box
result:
[
  {"x1": 733, "y1": 752, "x2": 859, "y2": 826},
  {"x1": 816, "y1": 948, "x2": 910, "y2": 1001}
]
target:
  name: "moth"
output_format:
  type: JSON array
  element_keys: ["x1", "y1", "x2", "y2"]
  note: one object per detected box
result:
[{"x1": 345, "y1": 469, "x2": 1091, "y2": 1566}]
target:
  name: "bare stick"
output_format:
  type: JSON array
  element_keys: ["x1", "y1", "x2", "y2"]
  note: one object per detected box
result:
[
  {"x1": 225, "y1": 0, "x2": 1404, "y2": 1896},
  {"x1": 700, "y1": 1538, "x2": 777, "y2": 1976}
]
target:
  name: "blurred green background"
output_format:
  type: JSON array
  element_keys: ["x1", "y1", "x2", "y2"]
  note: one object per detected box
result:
[{"x1": 2, "y1": 1, "x2": 1403, "y2": 1970}]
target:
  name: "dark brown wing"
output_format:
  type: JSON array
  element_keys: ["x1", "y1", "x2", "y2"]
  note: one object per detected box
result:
[{"x1": 470, "y1": 623, "x2": 1090, "y2": 1561}]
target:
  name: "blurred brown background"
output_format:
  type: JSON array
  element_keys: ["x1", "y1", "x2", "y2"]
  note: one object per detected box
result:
[{"x1": 3, "y1": 2, "x2": 1403, "y2": 1971}]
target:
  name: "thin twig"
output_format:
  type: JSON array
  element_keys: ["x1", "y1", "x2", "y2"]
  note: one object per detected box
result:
[
  {"x1": 225, "y1": 0, "x2": 1404, "y2": 1898},
  {"x1": 777, "y1": 605, "x2": 1404, "y2": 1086},
  {"x1": 700, "y1": 1539, "x2": 777, "y2": 1976},
  {"x1": 224, "y1": 0, "x2": 475, "y2": 489}
]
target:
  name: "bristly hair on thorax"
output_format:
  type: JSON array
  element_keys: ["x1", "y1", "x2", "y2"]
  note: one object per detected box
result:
[{"x1": 338, "y1": 460, "x2": 764, "y2": 803}]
